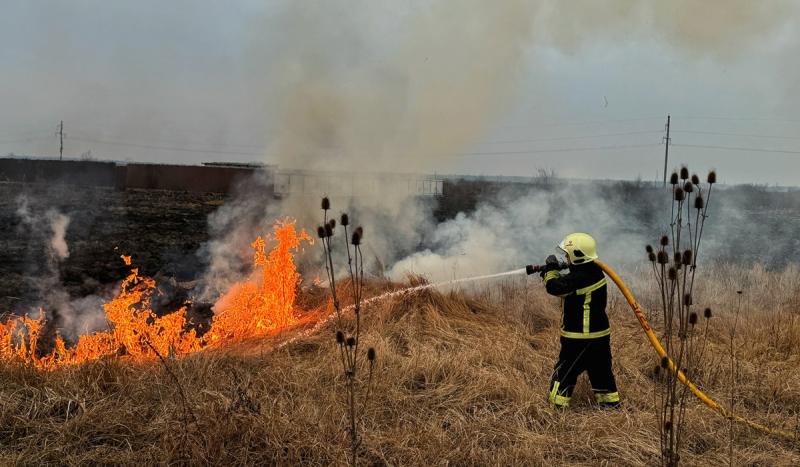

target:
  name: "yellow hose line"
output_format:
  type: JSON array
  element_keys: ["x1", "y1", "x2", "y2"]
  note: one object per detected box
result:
[{"x1": 595, "y1": 260, "x2": 797, "y2": 441}]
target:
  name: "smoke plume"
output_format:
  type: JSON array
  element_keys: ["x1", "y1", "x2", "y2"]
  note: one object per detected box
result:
[
  {"x1": 388, "y1": 181, "x2": 662, "y2": 282},
  {"x1": 200, "y1": 0, "x2": 798, "y2": 293},
  {"x1": 263, "y1": 0, "x2": 535, "y2": 173},
  {"x1": 14, "y1": 195, "x2": 107, "y2": 340}
]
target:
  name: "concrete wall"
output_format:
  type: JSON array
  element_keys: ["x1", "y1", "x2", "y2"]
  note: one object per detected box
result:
[
  {"x1": 0, "y1": 158, "x2": 268, "y2": 193},
  {"x1": 0, "y1": 158, "x2": 118, "y2": 187},
  {"x1": 122, "y1": 163, "x2": 258, "y2": 193}
]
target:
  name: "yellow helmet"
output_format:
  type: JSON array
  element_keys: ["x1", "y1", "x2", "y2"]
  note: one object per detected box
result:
[{"x1": 557, "y1": 233, "x2": 598, "y2": 264}]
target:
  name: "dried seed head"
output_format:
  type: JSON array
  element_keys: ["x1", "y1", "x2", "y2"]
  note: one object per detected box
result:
[
  {"x1": 351, "y1": 231, "x2": 361, "y2": 246},
  {"x1": 335, "y1": 330, "x2": 344, "y2": 344},
  {"x1": 670, "y1": 172, "x2": 679, "y2": 185},
  {"x1": 684, "y1": 293, "x2": 693, "y2": 306},
  {"x1": 674, "y1": 187, "x2": 685, "y2": 201},
  {"x1": 691, "y1": 174, "x2": 700, "y2": 185},
  {"x1": 660, "y1": 235, "x2": 669, "y2": 246},
  {"x1": 645, "y1": 245, "x2": 654, "y2": 254},
  {"x1": 321, "y1": 197, "x2": 330, "y2": 210},
  {"x1": 707, "y1": 170, "x2": 717, "y2": 184},
  {"x1": 328, "y1": 219, "x2": 336, "y2": 230},
  {"x1": 668, "y1": 267, "x2": 677, "y2": 281},
  {"x1": 689, "y1": 312, "x2": 698, "y2": 326},
  {"x1": 665, "y1": 421, "x2": 673, "y2": 432},
  {"x1": 673, "y1": 252, "x2": 682, "y2": 264},
  {"x1": 367, "y1": 347, "x2": 376, "y2": 361},
  {"x1": 648, "y1": 252, "x2": 657, "y2": 263},
  {"x1": 704, "y1": 307, "x2": 712, "y2": 319},
  {"x1": 324, "y1": 224, "x2": 333, "y2": 238},
  {"x1": 680, "y1": 166, "x2": 689, "y2": 180},
  {"x1": 346, "y1": 337, "x2": 356, "y2": 347},
  {"x1": 340, "y1": 213, "x2": 349, "y2": 226},
  {"x1": 694, "y1": 195, "x2": 704, "y2": 210},
  {"x1": 682, "y1": 250, "x2": 693, "y2": 266},
  {"x1": 660, "y1": 356, "x2": 670, "y2": 369},
  {"x1": 683, "y1": 181, "x2": 694, "y2": 193},
  {"x1": 657, "y1": 251, "x2": 669, "y2": 265},
  {"x1": 316, "y1": 226, "x2": 326, "y2": 239},
  {"x1": 355, "y1": 226, "x2": 364, "y2": 238}
]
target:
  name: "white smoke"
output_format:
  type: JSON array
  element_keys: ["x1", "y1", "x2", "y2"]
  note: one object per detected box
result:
[
  {"x1": 15, "y1": 196, "x2": 71, "y2": 263},
  {"x1": 47, "y1": 211, "x2": 70, "y2": 261},
  {"x1": 14, "y1": 195, "x2": 107, "y2": 340},
  {"x1": 197, "y1": 175, "x2": 281, "y2": 302},
  {"x1": 199, "y1": 0, "x2": 797, "y2": 295},
  {"x1": 197, "y1": 0, "x2": 537, "y2": 302},
  {"x1": 388, "y1": 181, "x2": 659, "y2": 282},
  {"x1": 262, "y1": 0, "x2": 536, "y2": 174}
]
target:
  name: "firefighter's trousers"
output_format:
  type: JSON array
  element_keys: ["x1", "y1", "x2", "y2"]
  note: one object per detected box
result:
[{"x1": 548, "y1": 335, "x2": 620, "y2": 408}]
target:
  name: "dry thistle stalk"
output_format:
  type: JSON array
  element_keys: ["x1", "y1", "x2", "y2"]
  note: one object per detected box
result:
[
  {"x1": 645, "y1": 166, "x2": 717, "y2": 467},
  {"x1": 317, "y1": 197, "x2": 377, "y2": 466}
]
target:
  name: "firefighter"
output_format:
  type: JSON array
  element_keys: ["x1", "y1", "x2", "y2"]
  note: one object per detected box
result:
[{"x1": 540, "y1": 232, "x2": 620, "y2": 409}]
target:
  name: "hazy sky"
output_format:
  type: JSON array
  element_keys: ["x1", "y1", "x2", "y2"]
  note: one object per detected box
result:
[{"x1": 2, "y1": 1, "x2": 799, "y2": 185}]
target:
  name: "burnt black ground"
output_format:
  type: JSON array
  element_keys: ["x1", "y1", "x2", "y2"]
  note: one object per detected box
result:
[{"x1": 0, "y1": 182, "x2": 226, "y2": 316}]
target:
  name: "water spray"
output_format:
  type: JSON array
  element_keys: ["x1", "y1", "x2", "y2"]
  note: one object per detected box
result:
[{"x1": 281, "y1": 267, "x2": 535, "y2": 350}]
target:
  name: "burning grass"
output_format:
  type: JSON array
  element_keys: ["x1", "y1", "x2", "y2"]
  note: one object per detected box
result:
[
  {"x1": 1, "y1": 263, "x2": 799, "y2": 464},
  {"x1": 0, "y1": 220, "x2": 313, "y2": 369}
]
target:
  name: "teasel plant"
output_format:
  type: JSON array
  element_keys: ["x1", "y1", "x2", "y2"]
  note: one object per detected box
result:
[
  {"x1": 645, "y1": 167, "x2": 716, "y2": 466},
  {"x1": 317, "y1": 197, "x2": 377, "y2": 467}
]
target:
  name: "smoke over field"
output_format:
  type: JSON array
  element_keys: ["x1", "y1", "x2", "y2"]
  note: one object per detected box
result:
[{"x1": 2, "y1": 0, "x2": 800, "y2": 464}]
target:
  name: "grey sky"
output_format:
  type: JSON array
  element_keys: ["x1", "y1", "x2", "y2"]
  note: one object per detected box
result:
[{"x1": 1, "y1": 1, "x2": 799, "y2": 185}]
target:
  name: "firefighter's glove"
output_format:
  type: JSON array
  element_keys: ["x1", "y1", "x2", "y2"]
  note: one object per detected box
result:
[{"x1": 539, "y1": 255, "x2": 560, "y2": 278}]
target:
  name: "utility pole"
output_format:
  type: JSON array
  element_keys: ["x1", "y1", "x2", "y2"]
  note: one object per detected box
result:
[
  {"x1": 662, "y1": 114, "x2": 671, "y2": 187},
  {"x1": 56, "y1": 120, "x2": 65, "y2": 160}
]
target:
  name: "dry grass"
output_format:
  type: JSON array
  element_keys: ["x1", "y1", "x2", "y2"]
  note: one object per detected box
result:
[{"x1": 1, "y1": 263, "x2": 799, "y2": 465}]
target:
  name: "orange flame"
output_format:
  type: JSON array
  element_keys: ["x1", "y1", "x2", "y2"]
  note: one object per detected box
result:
[{"x1": 0, "y1": 219, "x2": 311, "y2": 369}]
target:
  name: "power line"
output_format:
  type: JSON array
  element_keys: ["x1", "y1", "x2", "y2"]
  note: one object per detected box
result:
[
  {"x1": 481, "y1": 129, "x2": 662, "y2": 145},
  {"x1": 459, "y1": 143, "x2": 660, "y2": 157},
  {"x1": 672, "y1": 129, "x2": 800, "y2": 141},
  {"x1": 494, "y1": 116, "x2": 664, "y2": 129},
  {"x1": 67, "y1": 129, "x2": 267, "y2": 150},
  {"x1": 0, "y1": 129, "x2": 50, "y2": 139},
  {"x1": 69, "y1": 136, "x2": 265, "y2": 157},
  {"x1": 673, "y1": 143, "x2": 800, "y2": 155},
  {"x1": 672, "y1": 115, "x2": 800, "y2": 124},
  {"x1": 0, "y1": 136, "x2": 52, "y2": 145}
]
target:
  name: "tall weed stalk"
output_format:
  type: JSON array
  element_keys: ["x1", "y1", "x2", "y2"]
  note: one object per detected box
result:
[
  {"x1": 318, "y1": 197, "x2": 377, "y2": 466},
  {"x1": 646, "y1": 168, "x2": 717, "y2": 466}
]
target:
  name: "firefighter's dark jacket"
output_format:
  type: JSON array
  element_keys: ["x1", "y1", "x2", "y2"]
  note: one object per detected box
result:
[{"x1": 543, "y1": 261, "x2": 610, "y2": 339}]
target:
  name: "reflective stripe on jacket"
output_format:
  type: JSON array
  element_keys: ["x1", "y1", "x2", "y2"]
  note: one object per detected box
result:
[{"x1": 543, "y1": 262, "x2": 610, "y2": 339}]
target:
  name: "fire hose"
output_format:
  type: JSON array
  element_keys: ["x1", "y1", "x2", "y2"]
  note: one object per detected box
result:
[{"x1": 528, "y1": 260, "x2": 797, "y2": 441}]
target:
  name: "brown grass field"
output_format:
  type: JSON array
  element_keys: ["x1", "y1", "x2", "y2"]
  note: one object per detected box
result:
[{"x1": 1, "y1": 263, "x2": 799, "y2": 465}]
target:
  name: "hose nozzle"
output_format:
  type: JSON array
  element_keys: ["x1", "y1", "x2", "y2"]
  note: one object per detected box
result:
[{"x1": 525, "y1": 262, "x2": 568, "y2": 275}]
